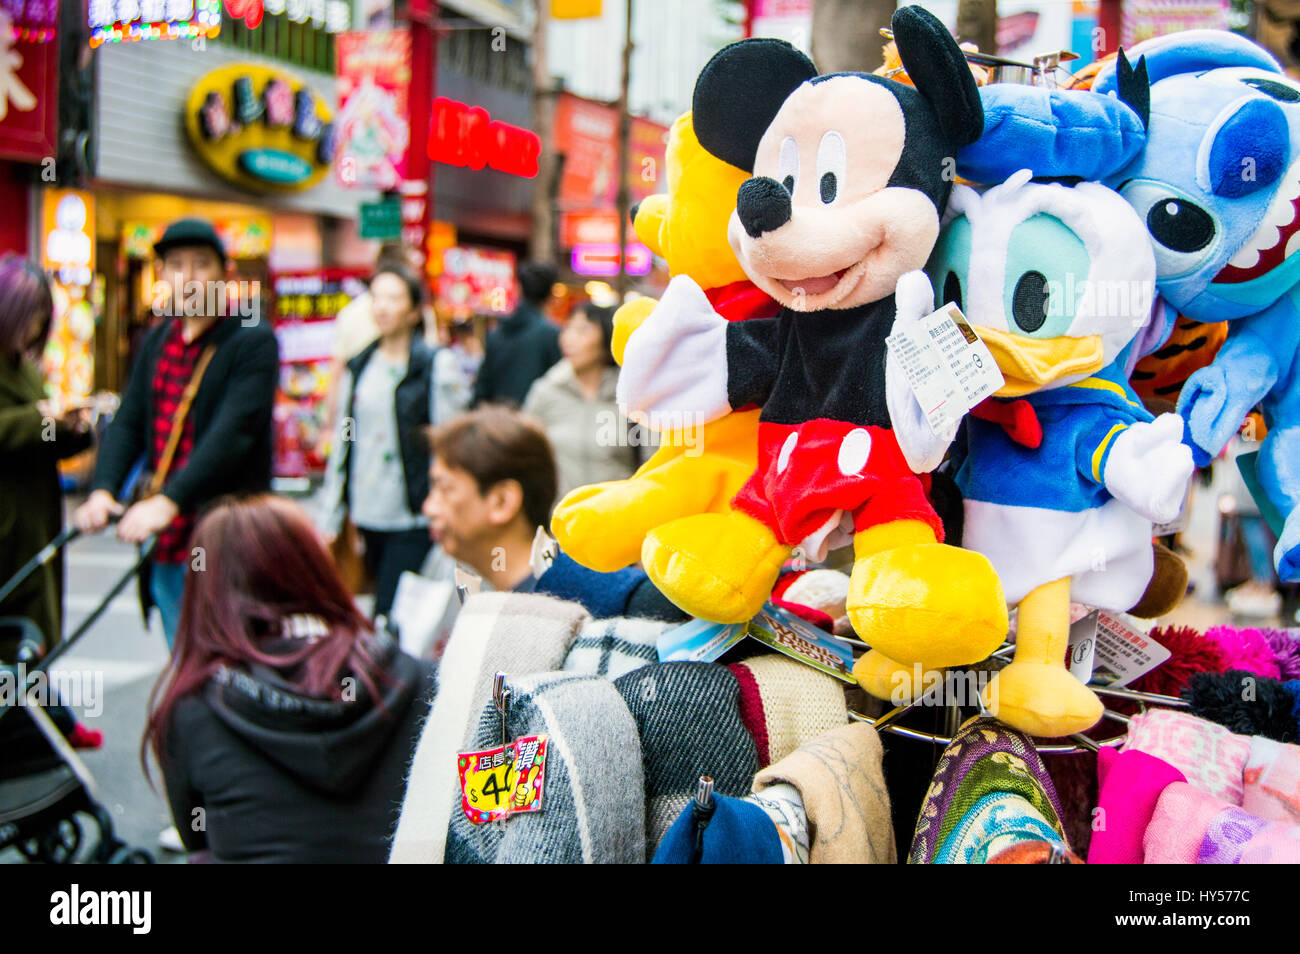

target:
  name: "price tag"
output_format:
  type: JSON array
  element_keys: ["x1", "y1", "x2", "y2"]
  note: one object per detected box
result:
[
  {"x1": 1151, "y1": 481, "x2": 1193, "y2": 537},
  {"x1": 507, "y1": 735, "x2": 548, "y2": 816},
  {"x1": 886, "y1": 302, "x2": 1004, "y2": 436},
  {"x1": 458, "y1": 735, "x2": 549, "y2": 825},
  {"x1": 1090, "y1": 611, "x2": 1171, "y2": 687},
  {"x1": 1067, "y1": 610, "x2": 1098, "y2": 683}
]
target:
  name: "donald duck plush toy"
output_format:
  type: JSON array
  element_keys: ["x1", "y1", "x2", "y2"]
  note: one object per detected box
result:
[{"x1": 938, "y1": 85, "x2": 1194, "y2": 736}]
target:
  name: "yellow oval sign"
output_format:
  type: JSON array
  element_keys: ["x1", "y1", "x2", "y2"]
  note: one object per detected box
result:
[{"x1": 184, "y1": 63, "x2": 336, "y2": 193}]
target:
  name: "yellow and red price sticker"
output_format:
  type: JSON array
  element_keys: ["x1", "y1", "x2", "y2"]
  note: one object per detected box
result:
[{"x1": 458, "y1": 735, "x2": 548, "y2": 825}]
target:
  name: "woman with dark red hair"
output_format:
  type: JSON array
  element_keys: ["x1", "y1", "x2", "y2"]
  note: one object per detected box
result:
[
  {"x1": 144, "y1": 494, "x2": 435, "y2": 863},
  {"x1": 0, "y1": 255, "x2": 92, "y2": 659}
]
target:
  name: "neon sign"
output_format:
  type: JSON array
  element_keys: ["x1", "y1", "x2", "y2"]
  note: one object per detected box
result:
[
  {"x1": 88, "y1": 0, "x2": 222, "y2": 47},
  {"x1": 571, "y1": 243, "x2": 651, "y2": 277},
  {"x1": 185, "y1": 63, "x2": 336, "y2": 192},
  {"x1": 427, "y1": 97, "x2": 540, "y2": 178}
]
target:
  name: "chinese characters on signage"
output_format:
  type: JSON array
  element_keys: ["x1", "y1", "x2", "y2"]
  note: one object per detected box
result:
[
  {"x1": 427, "y1": 97, "x2": 540, "y2": 178},
  {"x1": 185, "y1": 63, "x2": 336, "y2": 192}
]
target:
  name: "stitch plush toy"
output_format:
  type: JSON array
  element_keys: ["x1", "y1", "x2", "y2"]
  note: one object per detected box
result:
[
  {"x1": 618, "y1": 6, "x2": 1008, "y2": 693},
  {"x1": 549, "y1": 111, "x2": 778, "y2": 574},
  {"x1": 1092, "y1": 34, "x2": 1300, "y2": 581},
  {"x1": 932, "y1": 168, "x2": 1194, "y2": 736}
]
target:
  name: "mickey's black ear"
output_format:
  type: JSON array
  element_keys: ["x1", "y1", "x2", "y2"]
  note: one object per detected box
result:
[
  {"x1": 1116, "y1": 49, "x2": 1151, "y2": 130},
  {"x1": 692, "y1": 38, "x2": 818, "y2": 172},
  {"x1": 892, "y1": 4, "x2": 983, "y2": 148}
]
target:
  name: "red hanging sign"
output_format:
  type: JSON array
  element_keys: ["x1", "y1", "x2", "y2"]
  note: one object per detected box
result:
[{"x1": 426, "y1": 97, "x2": 540, "y2": 178}]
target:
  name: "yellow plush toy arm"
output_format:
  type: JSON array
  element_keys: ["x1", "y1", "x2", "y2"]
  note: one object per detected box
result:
[{"x1": 611, "y1": 297, "x2": 658, "y2": 366}]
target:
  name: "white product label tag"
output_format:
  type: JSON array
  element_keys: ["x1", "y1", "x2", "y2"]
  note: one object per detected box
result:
[
  {"x1": 529, "y1": 526, "x2": 559, "y2": 579},
  {"x1": 1067, "y1": 610, "x2": 1099, "y2": 684},
  {"x1": 1151, "y1": 481, "x2": 1193, "y2": 537},
  {"x1": 1089, "y1": 610, "x2": 1171, "y2": 687},
  {"x1": 886, "y1": 302, "x2": 1004, "y2": 435}
]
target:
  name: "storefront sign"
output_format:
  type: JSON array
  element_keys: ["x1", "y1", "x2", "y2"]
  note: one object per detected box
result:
[
  {"x1": 42, "y1": 189, "x2": 94, "y2": 287},
  {"x1": 571, "y1": 242, "x2": 651, "y2": 278},
  {"x1": 1, "y1": 0, "x2": 57, "y2": 42},
  {"x1": 41, "y1": 189, "x2": 97, "y2": 405},
  {"x1": 185, "y1": 63, "x2": 336, "y2": 192},
  {"x1": 121, "y1": 218, "x2": 272, "y2": 259},
  {"x1": 427, "y1": 97, "x2": 540, "y2": 178},
  {"x1": 88, "y1": 0, "x2": 223, "y2": 47},
  {"x1": 560, "y1": 211, "x2": 620, "y2": 247},
  {"x1": 335, "y1": 29, "x2": 411, "y2": 190},
  {"x1": 436, "y1": 245, "x2": 517, "y2": 320},
  {"x1": 0, "y1": 7, "x2": 55, "y2": 161},
  {"x1": 552, "y1": 92, "x2": 668, "y2": 211},
  {"x1": 359, "y1": 198, "x2": 402, "y2": 239},
  {"x1": 1120, "y1": 0, "x2": 1228, "y2": 46},
  {"x1": 271, "y1": 269, "x2": 368, "y2": 478}
]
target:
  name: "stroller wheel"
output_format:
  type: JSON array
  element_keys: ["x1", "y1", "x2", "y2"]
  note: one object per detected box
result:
[
  {"x1": 30, "y1": 818, "x2": 81, "y2": 863},
  {"x1": 108, "y1": 845, "x2": 154, "y2": 864}
]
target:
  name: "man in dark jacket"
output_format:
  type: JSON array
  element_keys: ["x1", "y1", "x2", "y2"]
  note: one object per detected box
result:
[
  {"x1": 472, "y1": 261, "x2": 561, "y2": 408},
  {"x1": 73, "y1": 219, "x2": 278, "y2": 647}
]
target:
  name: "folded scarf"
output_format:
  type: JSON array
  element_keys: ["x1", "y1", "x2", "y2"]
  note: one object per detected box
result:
[
  {"x1": 911, "y1": 717, "x2": 1067, "y2": 864},
  {"x1": 1243, "y1": 735, "x2": 1300, "y2": 824},
  {"x1": 1088, "y1": 747, "x2": 1186, "y2": 864},
  {"x1": 1122, "y1": 709, "x2": 1251, "y2": 805},
  {"x1": 753, "y1": 722, "x2": 895, "y2": 864}
]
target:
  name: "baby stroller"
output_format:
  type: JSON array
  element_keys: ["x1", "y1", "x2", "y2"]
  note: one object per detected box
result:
[{"x1": 0, "y1": 528, "x2": 154, "y2": 863}]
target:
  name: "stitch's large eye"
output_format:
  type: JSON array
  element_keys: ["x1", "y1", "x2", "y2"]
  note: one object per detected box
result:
[
  {"x1": 1011, "y1": 271, "x2": 1050, "y2": 332},
  {"x1": 1145, "y1": 199, "x2": 1215, "y2": 253},
  {"x1": 779, "y1": 137, "x2": 798, "y2": 196},
  {"x1": 816, "y1": 131, "x2": 845, "y2": 205},
  {"x1": 1119, "y1": 179, "x2": 1221, "y2": 280}
]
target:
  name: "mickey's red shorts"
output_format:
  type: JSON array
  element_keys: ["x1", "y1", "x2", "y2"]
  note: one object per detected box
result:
[{"x1": 732, "y1": 419, "x2": 943, "y2": 547}]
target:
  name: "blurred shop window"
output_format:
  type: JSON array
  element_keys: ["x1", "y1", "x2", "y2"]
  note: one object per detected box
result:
[{"x1": 438, "y1": 22, "x2": 530, "y2": 94}]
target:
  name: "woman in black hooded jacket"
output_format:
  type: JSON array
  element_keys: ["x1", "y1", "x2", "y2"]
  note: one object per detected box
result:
[{"x1": 144, "y1": 495, "x2": 435, "y2": 863}]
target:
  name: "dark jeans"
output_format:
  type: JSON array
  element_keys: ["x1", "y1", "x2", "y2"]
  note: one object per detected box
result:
[{"x1": 359, "y1": 526, "x2": 433, "y2": 620}]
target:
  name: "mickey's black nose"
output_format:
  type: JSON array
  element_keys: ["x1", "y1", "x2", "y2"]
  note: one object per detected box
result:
[{"x1": 737, "y1": 177, "x2": 792, "y2": 238}]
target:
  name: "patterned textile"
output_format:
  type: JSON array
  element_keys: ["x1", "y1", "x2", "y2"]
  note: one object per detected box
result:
[{"x1": 910, "y1": 717, "x2": 1067, "y2": 864}]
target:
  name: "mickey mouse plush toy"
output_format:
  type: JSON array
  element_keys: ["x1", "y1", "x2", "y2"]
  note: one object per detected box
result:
[{"x1": 618, "y1": 5, "x2": 1009, "y2": 698}]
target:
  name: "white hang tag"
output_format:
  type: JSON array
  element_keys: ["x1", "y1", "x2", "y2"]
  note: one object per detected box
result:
[
  {"x1": 1066, "y1": 609, "x2": 1099, "y2": 684},
  {"x1": 529, "y1": 526, "x2": 559, "y2": 579},
  {"x1": 886, "y1": 302, "x2": 1004, "y2": 436},
  {"x1": 1090, "y1": 610, "x2": 1171, "y2": 687}
]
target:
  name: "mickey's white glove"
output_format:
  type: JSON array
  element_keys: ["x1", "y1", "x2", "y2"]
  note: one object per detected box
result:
[
  {"x1": 886, "y1": 270, "x2": 956, "y2": 473},
  {"x1": 1103, "y1": 413, "x2": 1194, "y2": 524},
  {"x1": 616, "y1": 274, "x2": 732, "y2": 431}
]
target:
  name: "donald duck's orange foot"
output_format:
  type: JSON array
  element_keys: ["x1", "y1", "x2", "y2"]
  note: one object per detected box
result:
[
  {"x1": 981, "y1": 662, "x2": 1103, "y2": 738},
  {"x1": 642, "y1": 511, "x2": 790, "y2": 623},
  {"x1": 846, "y1": 522, "x2": 1008, "y2": 669}
]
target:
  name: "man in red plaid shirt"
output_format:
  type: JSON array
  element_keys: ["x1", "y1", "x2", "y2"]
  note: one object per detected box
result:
[{"x1": 75, "y1": 219, "x2": 278, "y2": 647}]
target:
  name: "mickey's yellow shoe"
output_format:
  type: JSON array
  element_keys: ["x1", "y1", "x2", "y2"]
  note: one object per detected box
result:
[
  {"x1": 981, "y1": 662, "x2": 1103, "y2": 737},
  {"x1": 847, "y1": 522, "x2": 1007, "y2": 670},
  {"x1": 853, "y1": 648, "x2": 943, "y2": 704},
  {"x1": 642, "y1": 510, "x2": 790, "y2": 623}
]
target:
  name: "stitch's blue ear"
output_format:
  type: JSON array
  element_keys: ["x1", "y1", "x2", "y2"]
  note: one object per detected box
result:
[
  {"x1": 957, "y1": 86, "x2": 1146, "y2": 183},
  {"x1": 1093, "y1": 29, "x2": 1281, "y2": 93}
]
